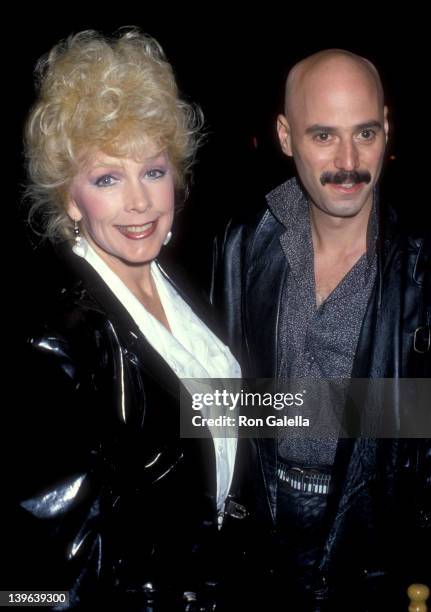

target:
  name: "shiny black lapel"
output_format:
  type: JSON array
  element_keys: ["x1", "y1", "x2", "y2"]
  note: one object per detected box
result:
[
  {"x1": 156, "y1": 247, "x2": 223, "y2": 338},
  {"x1": 58, "y1": 246, "x2": 180, "y2": 401},
  {"x1": 244, "y1": 222, "x2": 287, "y2": 378}
]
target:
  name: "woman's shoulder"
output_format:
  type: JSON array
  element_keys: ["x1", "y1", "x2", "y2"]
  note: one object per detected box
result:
[
  {"x1": 24, "y1": 297, "x2": 108, "y2": 397},
  {"x1": 28, "y1": 288, "x2": 105, "y2": 352},
  {"x1": 23, "y1": 245, "x2": 111, "y2": 359}
]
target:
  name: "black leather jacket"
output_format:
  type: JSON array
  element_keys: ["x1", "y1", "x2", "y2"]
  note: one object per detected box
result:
[
  {"x1": 3, "y1": 245, "x2": 221, "y2": 610},
  {"x1": 211, "y1": 178, "x2": 431, "y2": 609}
]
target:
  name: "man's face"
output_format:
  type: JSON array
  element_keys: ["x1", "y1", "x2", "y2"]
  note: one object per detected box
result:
[{"x1": 278, "y1": 64, "x2": 388, "y2": 219}]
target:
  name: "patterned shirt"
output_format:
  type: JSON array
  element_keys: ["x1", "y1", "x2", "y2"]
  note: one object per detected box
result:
[{"x1": 266, "y1": 179, "x2": 377, "y2": 467}]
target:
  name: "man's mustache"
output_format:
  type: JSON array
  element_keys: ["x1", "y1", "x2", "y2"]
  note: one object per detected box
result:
[{"x1": 320, "y1": 170, "x2": 372, "y2": 186}]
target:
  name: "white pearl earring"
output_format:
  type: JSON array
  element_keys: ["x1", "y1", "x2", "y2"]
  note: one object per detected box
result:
[
  {"x1": 163, "y1": 231, "x2": 172, "y2": 246},
  {"x1": 74, "y1": 220, "x2": 81, "y2": 245},
  {"x1": 72, "y1": 220, "x2": 85, "y2": 257}
]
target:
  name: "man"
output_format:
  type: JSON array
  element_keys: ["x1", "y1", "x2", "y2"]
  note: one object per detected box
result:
[{"x1": 212, "y1": 50, "x2": 430, "y2": 610}]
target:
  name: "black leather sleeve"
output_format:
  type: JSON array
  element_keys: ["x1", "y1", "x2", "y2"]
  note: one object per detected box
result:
[{"x1": 1, "y1": 308, "x2": 120, "y2": 602}]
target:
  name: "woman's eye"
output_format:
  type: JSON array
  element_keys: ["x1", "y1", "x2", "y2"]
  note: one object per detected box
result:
[
  {"x1": 145, "y1": 168, "x2": 166, "y2": 180},
  {"x1": 94, "y1": 174, "x2": 117, "y2": 187}
]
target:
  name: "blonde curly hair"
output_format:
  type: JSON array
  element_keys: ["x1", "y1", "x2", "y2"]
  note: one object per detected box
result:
[{"x1": 24, "y1": 28, "x2": 203, "y2": 242}]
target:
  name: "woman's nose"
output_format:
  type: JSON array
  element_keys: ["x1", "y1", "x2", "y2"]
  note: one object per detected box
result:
[{"x1": 124, "y1": 182, "x2": 152, "y2": 213}]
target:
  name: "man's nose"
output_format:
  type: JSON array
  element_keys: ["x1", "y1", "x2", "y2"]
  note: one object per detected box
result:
[
  {"x1": 334, "y1": 139, "x2": 360, "y2": 172},
  {"x1": 124, "y1": 181, "x2": 152, "y2": 213}
]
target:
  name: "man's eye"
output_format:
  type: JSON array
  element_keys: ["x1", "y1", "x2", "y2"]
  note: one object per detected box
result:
[
  {"x1": 145, "y1": 168, "x2": 166, "y2": 180},
  {"x1": 315, "y1": 133, "x2": 331, "y2": 142},
  {"x1": 359, "y1": 129, "x2": 376, "y2": 140},
  {"x1": 94, "y1": 174, "x2": 117, "y2": 187}
]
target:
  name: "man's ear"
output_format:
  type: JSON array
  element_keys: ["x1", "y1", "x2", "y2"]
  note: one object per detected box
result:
[
  {"x1": 277, "y1": 114, "x2": 293, "y2": 157},
  {"x1": 383, "y1": 106, "x2": 389, "y2": 144}
]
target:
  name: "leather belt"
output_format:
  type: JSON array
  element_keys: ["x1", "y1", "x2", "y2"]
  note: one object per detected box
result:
[{"x1": 277, "y1": 464, "x2": 332, "y2": 495}]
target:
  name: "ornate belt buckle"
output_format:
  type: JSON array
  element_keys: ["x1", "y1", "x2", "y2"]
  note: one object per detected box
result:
[{"x1": 224, "y1": 497, "x2": 249, "y2": 520}]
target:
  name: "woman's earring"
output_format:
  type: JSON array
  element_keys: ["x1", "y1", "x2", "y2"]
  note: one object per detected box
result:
[
  {"x1": 74, "y1": 220, "x2": 81, "y2": 245},
  {"x1": 163, "y1": 231, "x2": 172, "y2": 246}
]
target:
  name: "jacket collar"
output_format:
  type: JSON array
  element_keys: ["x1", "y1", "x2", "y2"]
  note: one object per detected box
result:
[{"x1": 267, "y1": 177, "x2": 379, "y2": 272}]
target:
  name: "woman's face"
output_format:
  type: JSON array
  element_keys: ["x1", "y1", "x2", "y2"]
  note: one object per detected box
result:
[{"x1": 68, "y1": 149, "x2": 175, "y2": 269}]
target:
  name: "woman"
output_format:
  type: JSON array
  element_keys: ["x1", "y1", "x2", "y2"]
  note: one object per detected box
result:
[{"x1": 8, "y1": 29, "x2": 240, "y2": 610}]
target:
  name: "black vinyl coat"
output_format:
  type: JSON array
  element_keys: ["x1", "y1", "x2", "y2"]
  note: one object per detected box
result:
[{"x1": 3, "y1": 245, "x2": 221, "y2": 610}]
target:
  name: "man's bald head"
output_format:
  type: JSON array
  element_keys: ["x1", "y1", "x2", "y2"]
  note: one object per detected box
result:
[
  {"x1": 284, "y1": 49, "x2": 384, "y2": 119},
  {"x1": 277, "y1": 48, "x2": 388, "y2": 221}
]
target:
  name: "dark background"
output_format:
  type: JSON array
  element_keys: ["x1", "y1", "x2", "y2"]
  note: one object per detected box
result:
[
  {"x1": 11, "y1": 15, "x2": 430, "y2": 301},
  {"x1": 4, "y1": 17, "x2": 428, "y2": 606}
]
